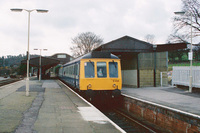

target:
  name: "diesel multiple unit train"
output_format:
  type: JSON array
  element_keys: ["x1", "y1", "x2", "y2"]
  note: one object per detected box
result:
[{"x1": 59, "y1": 51, "x2": 122, "y2": 98}]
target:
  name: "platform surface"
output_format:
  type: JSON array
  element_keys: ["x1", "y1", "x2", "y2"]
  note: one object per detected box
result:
[
  {"x1": 0, "y1": 78, "x2": 124, "y2": 133},
  {"x1": 121, "y1": 87, "x2": 200, "y2": 116}
]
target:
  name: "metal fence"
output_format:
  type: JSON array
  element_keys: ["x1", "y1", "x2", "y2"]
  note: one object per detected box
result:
[{"x1": 172, "y1": 66, "x2": 200, "y2": 88}]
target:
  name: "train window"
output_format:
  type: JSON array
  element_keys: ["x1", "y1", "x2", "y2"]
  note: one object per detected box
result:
[
  {"x1": 67, "y1": 67, "x2": 69, "y2": 74},
  {"x1": 97, "y1": 62, "x2": 107, "y2": 78},
  {"x1": 85, "y1": 62, "x2": 94, "y2": 78},
  {"x1": 72, "y1": 66, "x2": 74, "y2": 75},
  {"x1": 69, "y1": 66, "x2": 71, "y2": 74},
  {"x1": 109, "y1": 62, "x2": 118, "y2": 78},
  {"x1": 76, "y1": 64, "x2": 79, "y2": 76},
  {"x1": 69, "y1": 66, "x2": 71, "y2": 75},
  {"x1": 74, "y1": 65, "x2": 77, "y2": 75}
]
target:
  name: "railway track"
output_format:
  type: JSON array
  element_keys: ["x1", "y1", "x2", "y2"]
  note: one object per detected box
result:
[
  {"x1": 95, "y1": 102, "x2": 157, "y2": 133},
  {"x1": 111, "y1": 108, "x2": 157, "y2": 133},
  {"x1": 81, "y1": 95, "x2": 157, "y2": 132},
  {"x1": 0, "y1": 78, "x2": 21, "y2": 87}
]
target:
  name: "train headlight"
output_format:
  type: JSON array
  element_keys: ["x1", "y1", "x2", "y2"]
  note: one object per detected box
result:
[
  {"x1": 113, "y1": 84, "x2": 116, "y2": 88},
  {"x1": 88, "y1": 84, "x2": 92, "y2": 88}
]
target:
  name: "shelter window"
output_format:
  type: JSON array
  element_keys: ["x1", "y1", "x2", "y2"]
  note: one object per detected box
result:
[
  {"x1": 109, "y1": 62, "x2": 118, "y2": 78},
  {"x1": 85, "y1": 62, "x2": 94, "y2": 78},
  {"x1": 97, "y1": 62, "x2": 107, "y2": 78}
]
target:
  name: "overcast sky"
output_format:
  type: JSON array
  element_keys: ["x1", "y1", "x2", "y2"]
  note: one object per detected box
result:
[{"x1": 0, "y1": 0, "x2": 183, "y2": 57}]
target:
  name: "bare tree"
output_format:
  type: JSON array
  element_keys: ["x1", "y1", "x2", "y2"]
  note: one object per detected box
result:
[
  {"x1": 70, "y1": 32, "x2": 103, "y2": 57},
  {"x1": 167, "y1": 34, "x2": 188, "y2": 43},
  {"x1": 168, "y1": 0, "x2": 200, "y2": 43},
  {"x1": 144, "y1": 34, "x2": 156, "y2": 44}
]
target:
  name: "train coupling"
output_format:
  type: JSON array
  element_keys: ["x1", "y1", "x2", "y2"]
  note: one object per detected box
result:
[{"x1": 112, "y1": 89, "x2": 121, "y2": 98}]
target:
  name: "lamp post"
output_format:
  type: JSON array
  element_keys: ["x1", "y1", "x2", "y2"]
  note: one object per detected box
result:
[
  {"x1": 11, "y1": 8, "x2": 48, "y2": 96},
  {"x1": 34, "y1": 49, "x2": 48, "y2": 81},
  {"x1": 174, "y1": 11, "x2": 193, "y2": 92}
]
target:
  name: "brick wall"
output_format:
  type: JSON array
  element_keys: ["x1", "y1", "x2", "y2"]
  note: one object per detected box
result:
[{"x1": 122, "y1": 96, "x2": 200, "y2": 132}]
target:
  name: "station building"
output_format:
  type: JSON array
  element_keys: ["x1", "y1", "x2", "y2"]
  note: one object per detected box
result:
[{"x1": 94, "y1": 36, "x2": 187, "y2": 88}]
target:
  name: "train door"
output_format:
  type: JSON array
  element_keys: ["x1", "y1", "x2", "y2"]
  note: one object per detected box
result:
[
  {"x1": 74, "y1": 63, "x2": 79, "y2": 89},
  {"x1": 77, "y1": 63, "x2": 80, "y2": 89},
  {"x1": 73, "y1": 64, "x2": 76, "y2": 88}
]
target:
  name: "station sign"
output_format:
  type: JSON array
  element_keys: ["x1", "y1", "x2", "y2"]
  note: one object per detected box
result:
[{"x1": 188, "y1": 52, "x2": 193, "y2": 60}]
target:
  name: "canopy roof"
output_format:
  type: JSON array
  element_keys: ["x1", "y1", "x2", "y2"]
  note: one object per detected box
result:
[
  {"x1": 94, "y1": 36, "x2": 187, "y2": 55},
  {"x1": 21, "y1": 56, "x2": 60, "y2": 70}
]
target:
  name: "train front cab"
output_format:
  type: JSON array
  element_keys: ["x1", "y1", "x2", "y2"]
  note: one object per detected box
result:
[{"x1": 79, "y1": 58, "x2": 122, "y2": 98}]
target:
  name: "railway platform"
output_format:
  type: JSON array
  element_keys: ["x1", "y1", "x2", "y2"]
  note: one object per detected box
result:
[
  {"x1": 121, "y1": 86, "x2": 200, "y2": 116},
  {"x1": 121, "y1": 86, "x2": 200, "y2": 132},
  {"x1": 0, "y1": 78, "x2": 124, "y2": 133}
]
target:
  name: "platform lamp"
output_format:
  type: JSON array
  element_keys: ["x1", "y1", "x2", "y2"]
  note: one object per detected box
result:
[
  {"x1": 174, "y1": 11, "x2": 193, "y2": 92},
  {"x1": 34, "y1": 49, "x2": 48, "y2": 81},
  {"x1": 11, "y1": 8, "x2": 48, "y2": 96}
]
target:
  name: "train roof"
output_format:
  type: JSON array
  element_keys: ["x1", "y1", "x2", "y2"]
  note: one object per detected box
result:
[
  {"x1": 82, "y1": 51, "x2": 119, "y2": 59},
  {"x1": 63, "y1": 51, "x2": 119, "y2": 66}
]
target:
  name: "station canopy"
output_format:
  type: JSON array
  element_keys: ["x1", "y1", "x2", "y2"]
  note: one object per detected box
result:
[
  {"x1": 94, "y1": 36, "x2": 187, "y2": 55},
  {"x1": 21, "y1": 56, "x2": 60, "y2": 70}
]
